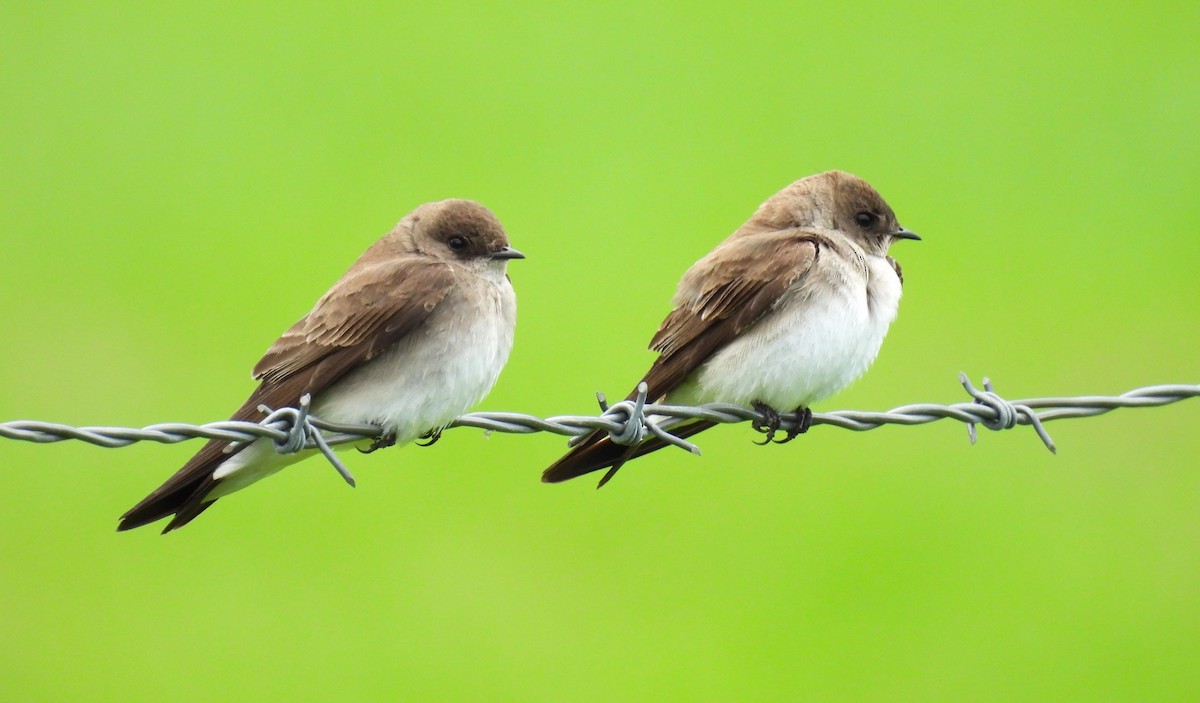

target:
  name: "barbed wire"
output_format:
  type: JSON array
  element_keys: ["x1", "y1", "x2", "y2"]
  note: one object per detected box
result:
[{"x1": 1, "y1": 375, "x2": 1196, "y2": 486}]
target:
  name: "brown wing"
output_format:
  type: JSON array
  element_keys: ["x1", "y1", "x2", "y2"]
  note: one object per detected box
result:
[
  {"x1": 542, "y1": 230, "x2": 820, "y2": 484},
  {"x1": 639, "y1": 232, "x2": 819, "y2": 402},
  {"x1": 118, "y1": 258, "x2": 458, "y2": 532},
  {"x1": 251, "y1": 259, "x2": 455, "y2": 388}
]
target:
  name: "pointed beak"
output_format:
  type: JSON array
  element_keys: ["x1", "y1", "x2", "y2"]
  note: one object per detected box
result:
[
  {"x1": 490, "y1": 246, "x2": 525, "y2": 260},
  {"x1": 892, "y1": 227, "x2": 921, "y2": 241}
]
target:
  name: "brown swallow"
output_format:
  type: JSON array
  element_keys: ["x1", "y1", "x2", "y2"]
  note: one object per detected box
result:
[
  {"x1": 543, "y1": 171, "x2": 918, "y2": 486},
  {"x1": 121, "y1": 199, "x2": 523, "y2": 532}
]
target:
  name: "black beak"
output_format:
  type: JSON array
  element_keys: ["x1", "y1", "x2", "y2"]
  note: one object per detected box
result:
[
  {"x1": 490, "y1": 246, "x2": 526, "y2": 260},
  {"x1": 892, "y1": 227, "x2": 921, "y2": 241}
]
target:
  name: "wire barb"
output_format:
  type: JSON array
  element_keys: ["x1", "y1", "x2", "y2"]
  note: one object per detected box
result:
[
  {"x1": 256, "y1": 394, "x2": 357, "y2": 487},
  {"x1": 606, "y1": 382, "x2": 650, "y2": 446},
  {"x1": 2, "y1": 376, "x2": 1197, "y2": 478},
  {"x1": 960, "y1": 374, "x2": 1057, "y2": 453}
]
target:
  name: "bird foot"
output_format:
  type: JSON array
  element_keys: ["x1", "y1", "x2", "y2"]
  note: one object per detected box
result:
[
  {"x1": 752, "y1": 402, "x2": 812, "y2": 444},
  {"x1": 415, "y1": 428, "x2": 443, "y2": 447},
  {"x1": 774, "y1": 406, "x2": 813, "y2": 444},
  {"x1": 358, "y1": 432, "x2": 397, "y2": 454},
  {"x1": 752, "y1": 401, "x2": 783, "y2": 444}
]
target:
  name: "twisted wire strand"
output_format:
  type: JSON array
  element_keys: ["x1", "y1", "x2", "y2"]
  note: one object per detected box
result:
[{"x1": 2, "y1": 376, "x2": 1197, "y2": 477}]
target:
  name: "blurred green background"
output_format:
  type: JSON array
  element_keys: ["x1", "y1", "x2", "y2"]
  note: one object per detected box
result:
[{"x1": 2, "y1": 2, "x2": 1198, "y2": 701}]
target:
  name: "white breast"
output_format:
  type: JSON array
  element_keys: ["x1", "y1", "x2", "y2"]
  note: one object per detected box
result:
[
  {"x1": 676, "y1": 254, "x2": 902, "y2": 410},
  {"x1": 210, "y1": 268, "x2": 516, "y2": 497},
  {"x1": 312, "y1": 271, "x2": 517, "y2": 443}
]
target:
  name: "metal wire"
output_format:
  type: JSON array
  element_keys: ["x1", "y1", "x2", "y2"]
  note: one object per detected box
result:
[{"x1": 2, "y1": 375, "x2": 1197, "y2": 477}]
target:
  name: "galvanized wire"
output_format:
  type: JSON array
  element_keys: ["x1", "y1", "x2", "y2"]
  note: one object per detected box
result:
[{"x1": 2, "y1": 375, "x2": 1197, "y2": 481}]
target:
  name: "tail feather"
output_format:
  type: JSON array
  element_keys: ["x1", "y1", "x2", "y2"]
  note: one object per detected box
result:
[
  {"x1": 542, "y1": 420, "x2": 718, "y2": 485},
  {"x1": 119, "y1": 327, "x2": 363, "y2": 532},
  {"x1": 159, "y1": 476, "x2": 220, "y2": 533},
  {"x1": 117, "y1": 476, "x2": 221, "y2": 534},
  {"x1": 117, "y1": 438, "x2": 241, "y2": 533}
]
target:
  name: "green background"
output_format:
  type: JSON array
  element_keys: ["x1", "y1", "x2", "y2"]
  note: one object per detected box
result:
[{"x1": 2, "y1": 2, "x2": 1198, "y2": 701}]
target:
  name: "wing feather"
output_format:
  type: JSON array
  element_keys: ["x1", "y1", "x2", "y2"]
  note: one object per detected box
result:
[
  {"x1": 119, "y1": 258, "x2": 458, "y2": 531},
  {"x1": 638, "y1": 231, "x2": 819, "y2": 402},
  {"x1": 542, "y1": 230, "x2": 821, "y2": 484}
]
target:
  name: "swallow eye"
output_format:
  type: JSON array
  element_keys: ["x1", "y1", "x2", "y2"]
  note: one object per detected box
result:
[
  {"x1": 447, "y1": 236, "x2": 467, "y2": 250},
  {"x1": 854, "y1": 212, "x2": 877, "y2": 228}
]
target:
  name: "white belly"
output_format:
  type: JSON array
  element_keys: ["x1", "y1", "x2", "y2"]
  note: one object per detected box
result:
[
  {"x1": 210, "y1": 274, "x2": 516, "y2": 497},
  {"x1": 312, "y1": 285, "x2": 516, "y2": 442},
  {"x1": 672, "y1": 256, "x2": 902, "y2": 409}
]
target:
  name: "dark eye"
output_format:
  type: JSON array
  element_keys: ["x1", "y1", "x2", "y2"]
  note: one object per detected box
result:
[
  {"x1": 854, "y1": 212, "x2": 877, "y2": 228},
  {"x1": 447, "y1": 236, "x2": 467, "y2": 250}
]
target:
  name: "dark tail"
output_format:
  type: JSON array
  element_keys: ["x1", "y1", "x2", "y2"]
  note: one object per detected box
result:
[
  {"x1": 117, "y1": 380, "x2": 291, "y2": 533},
  {"x1": 541, "y1": 420, "x2": 718, "y2": 487},
  {"x1": 117, "y1": 438, "x2": 240, "y2": 533}
]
